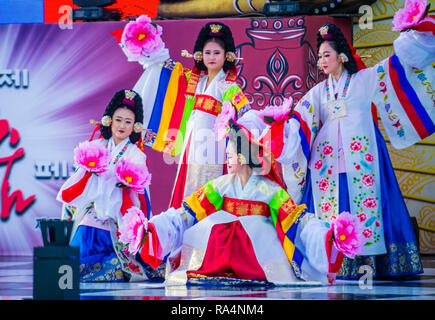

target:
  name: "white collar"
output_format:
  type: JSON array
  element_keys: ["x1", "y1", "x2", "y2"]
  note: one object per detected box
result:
[
  {"x1": 328, "y1": 69, "x2": 349, "y2": 99},
  {"x1": 107, "y1": 137, "x2": 130, "y2": 157}
]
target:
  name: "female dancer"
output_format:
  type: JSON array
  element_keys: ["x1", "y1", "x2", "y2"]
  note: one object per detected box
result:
[
  {"x1": 118, "y1": 119, "x2": 365, "y2": 285},
  {"x1": 257, "y1": 17, "x2": 434, "y2": 279},
  {"x1": 57, "y1": 89, "x2": 159, "y2": 282},
  {"x1": 115, "y1": 19, "x2": 255, "y2": 209}
]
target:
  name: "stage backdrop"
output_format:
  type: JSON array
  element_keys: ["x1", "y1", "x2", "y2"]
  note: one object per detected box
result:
[{"x1": 0, "y1": 16, "x2": 351, "y2": 255}]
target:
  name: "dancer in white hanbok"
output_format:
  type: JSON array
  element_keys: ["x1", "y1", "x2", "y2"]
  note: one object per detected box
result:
[
  {"x1": 120, "y1": 120, "x2": 365, "y2": 286},
  {"x1": 57, "y1": 90, "x2": 160, "y2": 282},
  {"x1": 255, "y1": 16, "x2": 434, "y2": 279},
  {"x1": 114, "y1": 20, "x2": 254, "y2": 209}
]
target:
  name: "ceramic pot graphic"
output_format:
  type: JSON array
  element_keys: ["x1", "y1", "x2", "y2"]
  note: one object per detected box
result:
[{"x1": 235, "y1": 17, "x2": 324, "y2": 109}]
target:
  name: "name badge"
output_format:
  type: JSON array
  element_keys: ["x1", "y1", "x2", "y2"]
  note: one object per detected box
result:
[{"x1": 326, "y1": 98, "x2": 347, "y2": 120}]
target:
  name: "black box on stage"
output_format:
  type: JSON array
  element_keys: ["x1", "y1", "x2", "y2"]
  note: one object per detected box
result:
[
  {"x1": 33, "y1": 218, "x2": 80, "y2": 300},
  {"x1": 33, "y1": 246, "x2": 80, "y2": 300}
]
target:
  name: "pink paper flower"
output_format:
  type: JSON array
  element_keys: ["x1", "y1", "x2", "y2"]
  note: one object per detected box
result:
[
  {"x1": 73, "y1": 140, "x2": 110, "y2": 174},
  {"x1": 121, "y1": 15, "x2": 164, "y2": 60},
  {"x1": 214, "y1": 101, "x2": 236, "y2": 141},
  {"x1": 392, "y1": 0, "x2": 428, "y2": 31},
  {"x1": 115, "y1": 157, "x2": 152, "y2": 193},
  {"x1": 257, "y1": 97, "x2": 293, "y2": 124},
  {"x1": 118, "y1": 206, "x2": 148, "y2": 255},
  {"x1": 332, "y1": 211, "x2": 364, "y2": 259}
]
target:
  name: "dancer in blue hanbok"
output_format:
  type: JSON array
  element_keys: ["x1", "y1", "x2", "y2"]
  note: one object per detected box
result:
[{"x1": 253, "y1": 14, "x2": 434, "y2": 279}]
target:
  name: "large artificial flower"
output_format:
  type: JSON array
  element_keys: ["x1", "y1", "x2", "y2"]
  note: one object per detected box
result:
[
  {"x1": 214, "y1": 101, "x2": 236, "y2": 141},
  {"x1": 115, "y1": 157, "x2": 151, "y2": 193},
  {"x1": 118, "y1": 206, "x2": 147, "y2": 255},
  {"x1": 121, "y1": 15, "x2": 164, "y2": 60},
  {"x1": 257, "y1": 97, "x2": 293, "y2": 125},
  {"x1": 73, "y1": 140, "x2": 110, "y2": 174},
  {"x1": 332, "y1": 211, "x2": 364, "y2": 259},
  {"x1": 392, "y1": 0, "x2": 429, "y2": 31}
]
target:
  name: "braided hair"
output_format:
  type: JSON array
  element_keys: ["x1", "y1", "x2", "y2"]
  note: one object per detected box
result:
[
  {"x1": 193, "y1": 22, "x2": 236, "y2": 72},
  {"x1": 100, "y1": 89, "x2": 144, "y2": 144},
  {"x1": 317, "y1": 23, "x2": 358, "y2": 75}
]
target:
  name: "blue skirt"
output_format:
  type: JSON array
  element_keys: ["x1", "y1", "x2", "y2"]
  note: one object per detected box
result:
[
  {"x1": 301, "y1": 123, "x2": 423, "y2": 279},
  {"x1": 70, "y1": 225, "x2": 126, "y2": 282}
]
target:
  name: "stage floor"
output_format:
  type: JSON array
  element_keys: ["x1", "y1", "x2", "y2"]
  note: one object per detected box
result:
[{"x1": 0, "y1": 255, "x2": 434, "y2": 301}]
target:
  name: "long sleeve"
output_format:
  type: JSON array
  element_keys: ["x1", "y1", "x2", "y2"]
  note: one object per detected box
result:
[
  {"x1": 371, "y1": 31, "x2": 434, "y2": 149},
  {"x1": 139, "y1": 180, "x2": 222, "y2": 267},
  {"x1": 57, "y1": 142, "x2": 147, "y2": 222},
  {"x1": 269, "y1": 87, "x2": 323, "y2": 203}
]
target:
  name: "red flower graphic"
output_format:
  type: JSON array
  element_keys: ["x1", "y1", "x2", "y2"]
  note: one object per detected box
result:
[
  {"x1": 363, "y1": 197, "x2": 377, "y2": 209},
  {"x1": 323, "y1": 145, "x2": 333, "y2": 155},
  {"x1": 314, "y1": 159, "x2": 323, "y2": 170},
  {"x1": 363, "y1": 228, "x2": 373, "y2": 238},
  {"x1": 364, "y1": 153, "x2": 374, "y2": 162},
  {"x1": 361, "y1": 174, "x2": 375, "y2": 187},
  {"x1": 350, "y1": 141, "x2": 362, "y2": 152},
  {"x1": 128, "y1": 262, "x2": 141, "y2": 273},
  {"x1": 357, "y1": 213, "x2": 367, "y2": 222},
  {"x1": 321, "y1": 202, "x2": 332, "y2": 213},
  {"x1": 318, "y1": 178, "x2": 329, "y2": 191}
]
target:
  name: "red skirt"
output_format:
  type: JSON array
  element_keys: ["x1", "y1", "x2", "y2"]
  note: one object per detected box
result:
[{"x1": 187, "y1": 220, "x2": 267, "y2": 281}]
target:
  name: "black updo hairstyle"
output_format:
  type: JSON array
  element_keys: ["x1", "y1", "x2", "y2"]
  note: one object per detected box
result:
[
  {"x1": 193, "y1": 22, "x2": 236, "y2": 72},
  {"x1": 317, "y1": 23, "x2": 358, "y2": 75},
  {"x1": 100, "y1": 89, "x2": 144, "y2": 144},
  {"x1": 227, "y1": 119, "x2": 264, "y2": 173}
]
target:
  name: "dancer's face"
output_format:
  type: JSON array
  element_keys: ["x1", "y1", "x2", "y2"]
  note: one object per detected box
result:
[
  {"x1": 318, "y1": 41, "x2": 342, "y2": 76},
  {"x1": 203, "y1": 40, "x2": 225, "y2": 73},
  {"x1": 111, "y1": 107, "x2": 135, "y2": 145},
  {"x1": 225, "y1": 141, "x2": 244, "y2": 174}
]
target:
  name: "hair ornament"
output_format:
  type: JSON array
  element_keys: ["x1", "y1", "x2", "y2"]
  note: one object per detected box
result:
[
  {"x1": 101, "y1": 115, "x2": 112, "y2": 127},
  {"x1": 133, "y1": 122, "x2": 143, "y2": 133},
  {"x1": 209, "y1": 24, "x2": 223, "y2": 34},
  {"x1": 319, "y1": 25, "x2": 333, "y2": 40},
  {"x1": 181, "y1": 49, "x2": 193, "y2": 58},
  {"x1": 225, "y1": 51, "x2": 243, "y2": 62},
  {"x1": 124, "y1": 90, "x2": 136, "y2": 100},
  {"x1": 237, "y1": 153, "x2": 247, "y2": 165},
  {"x1": 122, "y1": 90, "x2": 136, "y2": 108},
  {"x1": 339, "y1": 53, "x2": 349, "y2": 63},
  {"x1": 193, "y1": 51, "x2": 203, "y2": 62}
]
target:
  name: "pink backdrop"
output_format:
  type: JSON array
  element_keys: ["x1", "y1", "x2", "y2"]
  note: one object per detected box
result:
[{"x1": 0, "y1": 16, "x2": 351, "y2": 255}]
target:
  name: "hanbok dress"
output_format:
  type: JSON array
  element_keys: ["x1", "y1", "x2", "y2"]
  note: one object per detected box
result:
[
  {"x1": 259, "y1": 30, "x2": 434, "y2": 279},
  {"x1": 57, "y1": 137, "x2": 161, "y2": 282},
  {"x1": 130, "y1": 53, "x2": 251, "y2": 209},
  {"x1": 138, "y1": 173, "x2": 338, "y2": 286}
]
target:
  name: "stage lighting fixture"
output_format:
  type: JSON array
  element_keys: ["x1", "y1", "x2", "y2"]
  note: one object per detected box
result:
[
  {"x1": 263, "y1": 0, "x2": 346, "y2": 16},
  {"x1": 263, "y1": 1, "x2": 314, "y2": 16},
  {"x1": 72, "y1": 0, "x2": 121, "y2": 21}
]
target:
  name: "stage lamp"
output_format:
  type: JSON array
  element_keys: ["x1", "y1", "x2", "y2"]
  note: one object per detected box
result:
[
  {"x1": 73, "y1": 0, "x2": 121, "y2": 21},
  {"x1": 263, "y1": 1, "x2": 314, "y2": 16}
]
